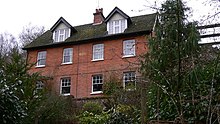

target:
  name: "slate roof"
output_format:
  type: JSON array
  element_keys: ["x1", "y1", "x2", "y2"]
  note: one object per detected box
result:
[{"x1": 23, "y1": 13, "x2": 157, "y2": 50}]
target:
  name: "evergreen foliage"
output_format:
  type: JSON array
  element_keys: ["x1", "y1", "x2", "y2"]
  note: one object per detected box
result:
[
  {"x1": 0, "y1": 50, "x2": 75, "y2": 124},
  {"x1": 0, "y1": 50, "x2": 41, "y2": 123},
  {"x1": 141, "y1": 0, "x2": 220, "y2": 123}
]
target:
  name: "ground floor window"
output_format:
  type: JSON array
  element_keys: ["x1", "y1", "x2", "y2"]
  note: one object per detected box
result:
[
  {"x1": 92, "y1": 75, "x2": 103, "y2": 93},
  {"x1": 60, "y1": 77, "x2": 71, "y2": 95},
  {"x1": 36, "y1": 81, "x2": 44, "y2": 90},
  {"x1": 123, "y1": 72, "x2": 136, "y2": 90}
]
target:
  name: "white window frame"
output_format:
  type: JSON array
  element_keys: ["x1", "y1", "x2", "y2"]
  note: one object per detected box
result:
[
  {"x1": 107, "y1": 19, "x2": 127, "y2": 34},
  {"x1": 123, "y1": 39, "x2": 136, "y2": 57},
  {"x1": 92, "y1": 44, "x2": 104, "y2": 61},
  {"x1": 36, "y1": 81, "x2": 44, "y2": 90},
  {"x1": 91, "y1": 75, "x2": 103, "y2": 94},
  {"x1": 62, "y1": 48, "x2": 73, "y2": 64},
  {"x1": 123, "y1": 72, "x2": 136, "y2": 91},
  {"x1": 53, "y1": 28, "x2": 70, "y2": 42},
  {"x1": 60, "y1": 77, "x2": 71, "y2": 96},
  {"x1": 36, "y1": 51, "x2": 46, "y2": 67}
]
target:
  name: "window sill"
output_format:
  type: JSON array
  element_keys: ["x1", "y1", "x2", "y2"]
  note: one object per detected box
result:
[
  {"x1": 90, "y1": 91, "x2": 103, "y2": 95},
  {"x1": 61, "y1": 62, "x2": 72, "y2": 65},
  {"x1": 122, "y1": 55, "x2": 136, "y2": 58},
  {"x1": 92, "y1": 59, "x2": 104, "y2": 62},
  {"x1": 35, "y1": 65, "x2": 46, "y2": 68},
  {"x1": 61, "y1": 93, "x2": 70, "y2": 96}
]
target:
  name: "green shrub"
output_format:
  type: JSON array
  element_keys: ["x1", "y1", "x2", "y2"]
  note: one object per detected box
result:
[
  {"x1": 82, "y1": 102, "x2": 102, "y2": 114},
  {"x1": 103, "y1": 76, "x2": 121, "y2": 96},
  {"x1": 77, "y1": 111, "x2": 109, "y2": 124}
]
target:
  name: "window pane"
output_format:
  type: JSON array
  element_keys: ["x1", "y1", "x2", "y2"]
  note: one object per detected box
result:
[
  {"x1": 54, "y1": 31, "x2": 59, "y2": 42},
  {"x1": 108, "y1": 19, "x2": 126, "y2": 34},
  {"x1": 36, "y1": 81, "x2": 44, "y2": 90},
  {"x1": 123, "y1": 72, "x2": 136, "y2": 90},
  {"x1": 123, "y1": 40, "x2": 135, "y2": 56},
  {"x1": 93, "y1": 44, "x2": 104, "y2": 60},
  {"x1": 62, "y1": 87, "x2": 70, "y2": 94},
  {"x1": 109, "y1": 21, "x2": 113, "y2": 34},
  {"x1": 59, "y1": 35, "x2": 64, "y2": 41},
  {"x1": 60, "y1": 29, "x2": 64, "y2": 34},
  {"x1": 121, "y1": 20, "x2": 126, "y2": 32},
  {"x1": 61, "y1": 78, "x2": 71, "y2": 95},
  {"x1": 92, "y1": 75, "x2": 103, "y2": 92},
  {"x1": 37, "y1": 51, "x2": 46, "y2": 66},
  {"x1": 115, "y1": 20, "x2": 119, "y2": 25},
  {"x1": 63, "y1": 48, "x2": 73, "y2": 63},
  {"x1": 65, "y1": 29, "x2": 69, "y2": 39},
  {"x1": 115, "y1": 27, "x2": 119, "y2": 33},
  {"x1": 93, "y1": 84, "x2": 103, "y2": 92},
  {"x1": 54, "y1": 28, "x2": 70, "y2": 42}
]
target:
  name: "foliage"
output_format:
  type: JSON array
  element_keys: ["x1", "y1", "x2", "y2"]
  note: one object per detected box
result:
[
  {"x1": 0, "y1": 50, "x2": 41, "y2": 123},
  {"x1": 78, "y1": 111, "x2": 109, "y2": 124},
  {"x1": 141, "y1": 0, "x2": 220, "y2": 123},
  {"x1": 103, "y1": 73, "x2": 141, "y2": 108},
  {"x1": 82, "y1": 102, "x2": 103, "y2": 115},
  {"x1": 106, "y1": 104, "x2": 140, "y2": 124},
  {"x1": 32, "y1": 94, "x2": 75, "y2": 124},
  {"x1": 0, "y1": 49, "x2": 76, "y2": 124},
  {"x1": 103, "y1": 75, "x2": 121, "y2": 96},
  {"x1": 78, "y1": 103, "x2": 140, "y2": 124}
]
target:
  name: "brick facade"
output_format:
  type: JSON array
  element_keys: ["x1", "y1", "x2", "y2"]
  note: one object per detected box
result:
[
  {"x1": 24, "y1": 7, "x2": 156, "y2": 99},
  {"x1": 27, "y1": 35, "x2": 149, "y2": 98}
]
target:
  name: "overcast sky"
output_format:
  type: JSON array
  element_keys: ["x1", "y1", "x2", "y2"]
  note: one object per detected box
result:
[{"x1": 0, "y1": 0, "x2": 214, "y2": 38}]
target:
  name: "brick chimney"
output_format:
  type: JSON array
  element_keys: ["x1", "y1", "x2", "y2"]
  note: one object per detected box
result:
[{"x1": 93, "y1": 8, "x2": 104, "y2": 25}]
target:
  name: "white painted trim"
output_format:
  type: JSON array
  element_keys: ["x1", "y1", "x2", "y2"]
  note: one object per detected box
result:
[
  {"x1": 60, "y1": 77, "x2": 71, "y2": 96},
  {"x1": 91, "y1": 59, "x2": 104, "y2": 62},
  {"x1": 35, "y1": 65, "x2": 45, "y2": 68},
  {"x1": 61, "y1": 62, "x2": 73, "y2": 65},
  {"x1": 91, "y1": 75, "x2": 103, "y2": 93},
  {"x1": 122, "y1": 55, "x2": 136, "y2": 58},
  {"x1": 68, "y1": 28, "x2": 71, "y2": 37},
  {"x1": 62, "y1": 48, "x2": 73, "y2": 64},
  {"x1": 90, "y1": 91, "x2": 103, "y2": 95},
  {"x1": 92, "y1": 44, "x2": 104, "y2": 61},
  {"x1": 123, "y1": 39, "x2": 136, "y2": 57}
]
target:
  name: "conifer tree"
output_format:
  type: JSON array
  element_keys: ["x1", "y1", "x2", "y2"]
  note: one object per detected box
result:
[{"x1": 141, "y1": 0, "x2": 201, "y2": 122}]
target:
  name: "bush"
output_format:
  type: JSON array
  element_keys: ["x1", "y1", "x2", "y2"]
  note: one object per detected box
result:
[
  {"x1": 107, "y1": 104, "x2": 140, "y2": 124},
  {"x1": 77, "y1": 111, "x2": 109, "y2": 124},
  {"x1": 82, "y1": 102, "x2": 103, "y2": 114},
  {"x1": 103, "y1": 75, "x2": 121, "y2": 96}
]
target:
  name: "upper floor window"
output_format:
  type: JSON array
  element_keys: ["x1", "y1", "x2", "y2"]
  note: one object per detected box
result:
[
  {"x1": 37, "y1": 51, "x2": 46, "y2": 67},
  {"x1": 92, "y1": 75, "x2": 103, "y2": 93},
  {"x1": 92, "y1": 44, "x2": 104, "y2": 61},
  {"x1": 123, "y1": 40, "x2": 135, "y2": 57},
  {"x1": 123, "y1": 72, "x2": 136, "y2": 90},
  {"x1": 62, "y1": 48, "x2": 73, "y2": 64},
  {"x1": 108, "y1": 19, "x2": 127, "y2": 34},
  {"x1": 60, "y1": 77, "x2": 71, "y2": 96},
  {"x1": 53, "y1": 28, "x2": 70, "y2": 42}
]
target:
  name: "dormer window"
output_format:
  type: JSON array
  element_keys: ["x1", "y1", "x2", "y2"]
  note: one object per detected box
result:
[
  {"x1": 108, "y1": 19, "x2": 127, "y2": 34},
  {"x1": 105, "y1": 7, "x2": 131, "y2": 35},
  {"x1": 53, "y1": 28, "x2": 70, "y2": 42},
  {"x1": 50, "y1": 17, "x2": 76, "y2": 43}
]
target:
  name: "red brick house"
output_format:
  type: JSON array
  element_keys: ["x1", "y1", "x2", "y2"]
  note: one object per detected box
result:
[{"x1": 23, "y1": 7, "x2": 157, "y2": 98}]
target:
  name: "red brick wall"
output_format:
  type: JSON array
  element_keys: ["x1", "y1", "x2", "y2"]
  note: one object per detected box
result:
[{"x1": 27, "y1": 35, "x2": 149, "y2": 98}]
